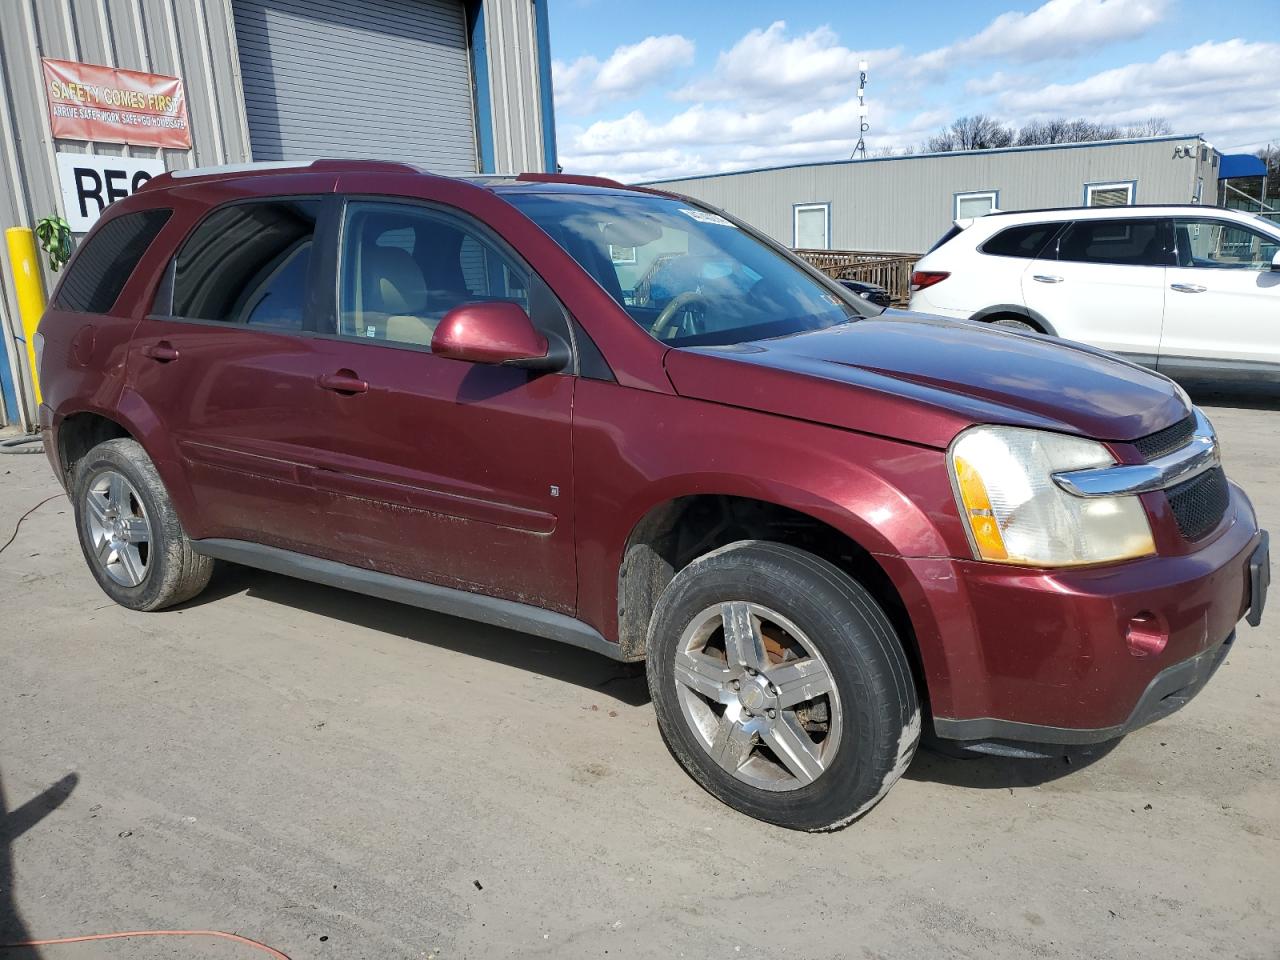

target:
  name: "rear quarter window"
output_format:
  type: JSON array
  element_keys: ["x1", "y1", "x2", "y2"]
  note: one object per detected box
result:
[
  {"x1": 925, "y1": 225, "x2": 963, "y2": 254},
  {"x1": 980, "y1": 222, "x2": 1063, "y2": 259},
  {"x1": 54, "y1": 209, "x2": 172, "y2": 314}
]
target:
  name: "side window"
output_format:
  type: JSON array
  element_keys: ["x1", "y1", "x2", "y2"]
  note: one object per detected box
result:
[
  {"x1": 55, "y1": 209, "x2": 171, "y2": 314},
  {"x1": 1056, "y1": 218, "x2": 1173, "y2": 267},
  {"x1": 980, "y1": 222, "x2": 1062, "y2": 259},
  {"x1": 171, "y1": 199, "x2": 319, "y2": 329},
  {"x1": 338, "y1": 201, "x2": 529, "y2": 349},
  {"x1": 1174, "y1": 218, "x2": 1279, "y2": 270}
]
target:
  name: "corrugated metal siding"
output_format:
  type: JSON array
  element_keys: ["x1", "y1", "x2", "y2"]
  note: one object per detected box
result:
[
  {"x1": 0, "y1": 0, "x2": 251, "y2": 427},
  {"x1": 482, "y1": 0, "x2": 543, "y2": 173},
  {"x1": 651, "y1": 137, "x2": 1212, "y2": 254},
  {"x1": 232, "y1": 0, "x2": 478, "y2": 172}
]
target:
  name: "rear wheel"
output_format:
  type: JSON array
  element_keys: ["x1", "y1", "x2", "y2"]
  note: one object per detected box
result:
[
  {"x1": 646, "y1": 541, "x2": 919, "y2": 831},
  {"x1": 72, "y1": 438, "x2": 213, "y2": 611}
]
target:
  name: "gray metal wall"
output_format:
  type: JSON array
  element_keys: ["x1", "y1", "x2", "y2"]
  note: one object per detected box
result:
[
  {"x1": 481, "y1": 0, "x2": 545, "y2": 174},
  {"x1": 649, "y1": 136, "x2": 1213, "y2": 254},
  {"x1": 0, "y1": 0, "x2": 554, "y2": 428},
  {"x1": 0, "y1": 0, "x2": 253, "y2": 428}
]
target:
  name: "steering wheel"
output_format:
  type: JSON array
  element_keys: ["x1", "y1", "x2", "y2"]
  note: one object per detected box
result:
[{"x1": 650, "y1": 291, "x2": 710, "y2": 341}]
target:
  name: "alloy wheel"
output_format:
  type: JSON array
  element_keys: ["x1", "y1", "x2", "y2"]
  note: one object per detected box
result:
[
  {"x1": 82, "y1": 469, "x2": 153, "y2": 587},
  {"x1": 673, "y1": 601, "x2": 842, "y2": 792}
]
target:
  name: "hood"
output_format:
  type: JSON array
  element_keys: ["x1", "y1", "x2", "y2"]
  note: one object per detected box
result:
[{"x1": 663, "y1": 313, "x2": 1188, "y2": 450}]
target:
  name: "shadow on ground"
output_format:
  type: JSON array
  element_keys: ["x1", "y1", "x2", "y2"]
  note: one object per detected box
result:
[
  {"x1": 1, "y1": 769, "x2": 79, "y2": 958},
  {"x1": 179, "y1": 563, "x2": 651, "y2": 708},
  {"x1": 906, "y1": 738, "x2": 1120, "y2": 790}
]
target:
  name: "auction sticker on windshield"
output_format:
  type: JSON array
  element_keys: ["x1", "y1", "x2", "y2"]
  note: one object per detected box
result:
[{"x1": 679, "y1": 208, "x2": 736, "y2": 227}]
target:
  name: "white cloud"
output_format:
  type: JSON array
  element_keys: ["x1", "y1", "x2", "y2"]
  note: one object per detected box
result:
[
  {"x1": 997, "y1": 39, "x2": 1280, "y2": 148},
  {"x1": 948, "y1": 0, "x2": 1168, "y2": 62},
  {"x1": 555, "y1": 4, "x2": 1276, "y2": 184},
  {"x1": 675, "y1": 21, "x2": 897, "y2": 105},
  {"x1": 553, "y1": 34, "x2": 694, "y2": 115},
  {"x1": 561, "y1": 105, "x2": 948, "y2": 182}
]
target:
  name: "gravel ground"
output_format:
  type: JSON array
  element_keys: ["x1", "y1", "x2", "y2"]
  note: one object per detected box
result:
[{"x1": 1, "y1": 387, "x2": 1276, "y2": 960}]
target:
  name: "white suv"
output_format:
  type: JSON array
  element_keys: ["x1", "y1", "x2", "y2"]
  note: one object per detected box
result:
[{"x1": 909, "y1": 205, "x2": 1280, "y2": 380}]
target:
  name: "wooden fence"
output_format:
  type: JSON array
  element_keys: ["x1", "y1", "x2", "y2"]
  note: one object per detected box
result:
[{"x1": 794, "y1": 249, "x2": 920, "y2": 307}]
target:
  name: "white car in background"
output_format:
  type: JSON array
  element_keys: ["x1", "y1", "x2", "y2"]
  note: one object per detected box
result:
[{"x1": 909, "y1": 205, "x2": 1280, "y2": 381}]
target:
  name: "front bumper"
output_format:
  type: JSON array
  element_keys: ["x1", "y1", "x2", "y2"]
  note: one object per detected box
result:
[
  {"x1": 882, "y1": 483, "x2": 1266, "y2": 745},
  {"x1": 934, "y1": 629, "x2": 1235, "y2": 748}
]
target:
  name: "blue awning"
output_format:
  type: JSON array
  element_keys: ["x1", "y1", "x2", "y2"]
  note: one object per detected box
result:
[{"x1": 1220, "y1": 153, "x2": 1267, "y2": 179}]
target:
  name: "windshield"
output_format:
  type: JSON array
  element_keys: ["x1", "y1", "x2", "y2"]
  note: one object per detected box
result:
[
  {"x1": 504, "y1": 191, "x2": 863, "y2": 347},
  {"x1": 1251, "y1": 213, "x2": 1280, "y2": 238}
]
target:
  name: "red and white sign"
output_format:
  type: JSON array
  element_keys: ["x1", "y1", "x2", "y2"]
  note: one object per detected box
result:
[{"x1": 42, "y1": 57, "x2": 192, "y2": 150}]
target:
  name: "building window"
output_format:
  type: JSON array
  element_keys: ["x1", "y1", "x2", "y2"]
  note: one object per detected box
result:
[
  {"x1": 1085, "y1": 181, "x2": 1136, "y2": 207},
  {"x1": 954, "y1": 190, "x2": 998, "y2": 220},
  {"x1": 793, "y1": 203, "x2": 830, "y2": 249}
]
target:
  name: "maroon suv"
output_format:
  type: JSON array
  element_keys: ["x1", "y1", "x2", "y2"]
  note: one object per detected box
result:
[{"x1": 37, "y1": 161, "x2": 1269, "y2": 830}]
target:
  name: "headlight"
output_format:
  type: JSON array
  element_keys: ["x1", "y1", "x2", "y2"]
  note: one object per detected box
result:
[{"x1": 949, "y1": 425, "x2": 1155, "y2": 567}]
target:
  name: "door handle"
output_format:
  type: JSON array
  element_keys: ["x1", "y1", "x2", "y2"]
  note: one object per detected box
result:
[
  {"x1": 318, "y1": 370, "x2": 368, "y2": 395},
  {"x1": 1032, "y1": 274, "x2": 1063, "y2": 284},
  {"x1": 141, "y1": 341, "x2": 179, "y2": 362},
  {"x1": 1170, "y1": 283, "x2": 1207, "y2": 293}
]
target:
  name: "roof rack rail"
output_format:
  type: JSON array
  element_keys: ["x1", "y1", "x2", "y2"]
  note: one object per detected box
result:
[
  {"x1": 515, "y1": 172, "x2": 625, "y2": 188},
  {"x1": 140, "y1": 158, "x2": 423, "y2": 190}
]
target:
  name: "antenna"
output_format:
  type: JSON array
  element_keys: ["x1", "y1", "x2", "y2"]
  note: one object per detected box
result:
[{"x1": 852, "y1": 61, "x2": 869, "y2": 159}]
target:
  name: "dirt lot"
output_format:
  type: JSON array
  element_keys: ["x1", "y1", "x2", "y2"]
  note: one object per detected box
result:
[{"x1": 1, "y1": 389, "x2": 1276, "y2": 960}]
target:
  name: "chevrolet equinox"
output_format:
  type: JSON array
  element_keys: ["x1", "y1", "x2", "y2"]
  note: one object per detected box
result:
[{"x1": 37, "y1": 161, "x2": 1270, "y2": 830}]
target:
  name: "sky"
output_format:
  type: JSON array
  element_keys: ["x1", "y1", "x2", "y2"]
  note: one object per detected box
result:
[{"x1": 547, "y1": 0, "x2": 1280, "y2": 182}]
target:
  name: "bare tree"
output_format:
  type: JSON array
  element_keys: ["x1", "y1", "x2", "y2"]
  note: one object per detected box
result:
[
  {"x1": 927, "y1": 115, "x2": 1175, "y2": 150},
  {"x1": 926, "y1": 115, "x2": 1015, "y2": 152},
  {"x1": 1123, "y1": 117, "x2": 1173, "y2": 138},
  {"x1": 1016, "y1": 118, "x2": 1121, "y2": 145},
  {"x1": 1255, "y1": 144, "x2": 1279, "y2": 177}
]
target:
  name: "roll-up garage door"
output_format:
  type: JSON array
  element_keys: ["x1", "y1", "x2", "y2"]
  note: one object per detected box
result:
[{"x1": 232, "y1": 0, "x2": 478, "y2": 173}]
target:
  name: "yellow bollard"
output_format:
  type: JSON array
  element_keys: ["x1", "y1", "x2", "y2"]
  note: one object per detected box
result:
[{"x1": 5, "y1": 226, "x2": 47, "y2": 405}]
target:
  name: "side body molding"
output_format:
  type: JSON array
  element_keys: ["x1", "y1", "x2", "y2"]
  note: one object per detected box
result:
[{"x1": 191, "y1": 539, "x2": 628, "y2": 661}]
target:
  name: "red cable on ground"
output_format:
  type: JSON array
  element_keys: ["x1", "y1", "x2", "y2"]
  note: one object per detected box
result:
[{"x1": 0, "y1": 929, "x2": 290, "y2": 958}]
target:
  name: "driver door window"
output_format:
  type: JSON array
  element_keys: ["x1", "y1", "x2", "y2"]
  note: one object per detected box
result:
[
  {"x1": 1173, "y1": 218, "x2": 1279, "y2": 270},
  {"x1": 339, "y1": 201, "x2": 529, "y2": 349}
]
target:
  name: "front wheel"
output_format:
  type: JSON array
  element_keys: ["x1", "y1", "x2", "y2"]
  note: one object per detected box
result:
[
  {"x1": 646, "y1": 541, "x2": 919, "y2": 831},
  {"x1": 991, "y1": 316, "x2": 1038, "y2": 333}
]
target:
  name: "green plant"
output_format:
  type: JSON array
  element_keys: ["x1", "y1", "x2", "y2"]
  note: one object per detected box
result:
[{"x1": 35, "y1": 215, "x2": 74, "y2": 272}]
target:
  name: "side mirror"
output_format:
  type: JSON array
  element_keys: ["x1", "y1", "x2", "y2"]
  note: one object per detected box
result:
[
  {"x1": 1272, "y1": 250, "x2": 1280, "y2": 272},
  {"x1": 430, "y1": 301, "x2": 567, "y2": 371}
]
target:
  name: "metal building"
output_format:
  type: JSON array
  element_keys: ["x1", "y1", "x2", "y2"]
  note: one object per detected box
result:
[
  {"x1": 645, "y1": 135, "x2": 1222, "y2": 256},
  {"x1": 0, "y1": 0, "x2": 556, "y2": 429}
]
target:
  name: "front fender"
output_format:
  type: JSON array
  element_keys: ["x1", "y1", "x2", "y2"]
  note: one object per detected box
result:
[{"x1": 572, "y1": 380, "x2": 969, "y2": 642}]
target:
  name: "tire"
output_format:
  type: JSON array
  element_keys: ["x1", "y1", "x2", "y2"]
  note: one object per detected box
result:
[
  {"x1": 991, "y1": 316, "x2": 1038, "y2": 333},
  {"x1": 646, "y1": 541, "x2": 919, "y2": 831},
  {"x1": 72, "y1": 438, "x2": 213, "y2": 612}
]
